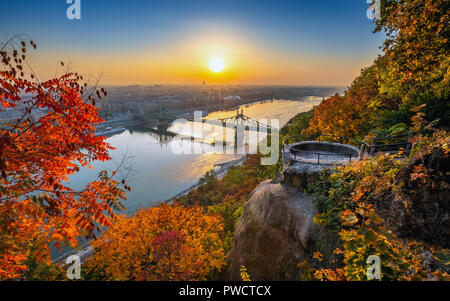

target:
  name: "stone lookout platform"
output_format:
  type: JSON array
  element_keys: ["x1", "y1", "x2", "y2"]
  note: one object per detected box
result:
[
  {"x1": 279, "y1": 135, "x2": 370, "y2": 191},
  {"x1": 280, "y1": 134, "x2": 412, "y2": 190},
  {"x1": 282, "y1": 135, "x2": 369, "y2": 168}
]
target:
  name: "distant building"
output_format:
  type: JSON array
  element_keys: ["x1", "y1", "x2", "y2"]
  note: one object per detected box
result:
[{"x1": 223, "y1": 96, "x2": 241, "y2": 101}]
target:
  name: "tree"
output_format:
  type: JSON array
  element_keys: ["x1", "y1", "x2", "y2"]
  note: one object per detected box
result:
[
  {"x1": 0, "y1": 38, "x2": 127, "y2": 279},
  {"x1": 375, "y1": 0, "x2": 449, "y2": 127},
  {"x1": 306, "y1": 0, "x2": 450, "y2": 137},
  {"x1": 305, "y1": 94, "x2": 370, "y2": 140},
  {"x1": 84, "y1": 205, "x2": 226, "y2": 281},
  {"x1": 375, "y1": 0, "x2": 449, "y2": 91}
]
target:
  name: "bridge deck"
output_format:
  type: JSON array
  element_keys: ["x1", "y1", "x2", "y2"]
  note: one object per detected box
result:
[{"x1": 149, "y1": 107, "x2": 273, "y2": 132}]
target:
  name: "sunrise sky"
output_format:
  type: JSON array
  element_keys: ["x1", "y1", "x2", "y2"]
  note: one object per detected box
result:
[{"x1": 0, "y1": 0, "x2": 385, "y2": 86}]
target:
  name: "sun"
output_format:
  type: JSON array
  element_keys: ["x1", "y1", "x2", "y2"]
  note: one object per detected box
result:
[{"x1": 209, "y1": 58, "x2": 225, "y2": 73}]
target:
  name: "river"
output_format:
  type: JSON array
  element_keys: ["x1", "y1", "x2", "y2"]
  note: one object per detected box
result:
[{"x1": 53, "y1": 97, "x2": 322, "y2": 260}]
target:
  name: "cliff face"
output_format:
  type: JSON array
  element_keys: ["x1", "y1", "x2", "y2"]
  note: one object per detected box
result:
[
  {"x1": 223, "y1": 163, "x2": 331, "y2": 281},
  {"x1": 373, "y1": 147, "x2": 450, "y2": 248}
]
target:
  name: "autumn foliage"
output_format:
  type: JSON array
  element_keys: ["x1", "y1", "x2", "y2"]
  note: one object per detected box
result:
[
  {"x1": 84, "y1": 205, "x2": 226, "y2": 281},
  {"x1": 306, "y1": 94, "x2": 370, "y2": 139},
  {"x1": 306, "y1": 0, "x2": 449, "y2": 138},
  {"x1": 375, "y1": 0, "x2": 449, "y2": 97},
  {"x1": 294, "y1": 1, "x2": 449, "y2": 280},
  {"x1": 0, "y1": 0, "x2": 448, "y2": 282},
  {"x1": 310, "y1": 128, "x2": 450, "y2": 281},
  {"x1": 0, "y1": 39, "x2": 126, "y2": 279}
]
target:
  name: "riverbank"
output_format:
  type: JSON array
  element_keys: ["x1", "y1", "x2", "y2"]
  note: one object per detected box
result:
[{"x1": 164, "y1": 156, "x2": 247, "y2": 203}]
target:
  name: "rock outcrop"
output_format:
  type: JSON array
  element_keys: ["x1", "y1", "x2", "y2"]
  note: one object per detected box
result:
[
  {"x1": 279, "y1": 163, "x2": 325, "y2": 191},
  {"x1": 224, "y1": 180, "x2": 319, "y2": 280},
  {"x1": 373, "y1": 147, "x2": 449, "y2": 248},
  {"x1": 223, "y1": 163, "x2": 333, "y2": 281}
]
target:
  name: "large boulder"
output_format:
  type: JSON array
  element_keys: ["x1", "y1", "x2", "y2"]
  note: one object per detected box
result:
[{"x1": 224, "y1": 179, "x2": 321, "y2": 280}]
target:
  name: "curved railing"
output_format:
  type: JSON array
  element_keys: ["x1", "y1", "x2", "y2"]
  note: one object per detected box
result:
[
  {"x1": 282, "y1": 134, "x2": 370, "y2": 165},
  {"x1": 283, "y1": 134, "x2": 370, "y2": 148}
]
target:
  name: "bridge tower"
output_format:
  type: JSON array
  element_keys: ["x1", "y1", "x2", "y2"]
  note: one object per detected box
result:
[{"x1": 233, "y1": 108, "x2": 246, "y2": 153}]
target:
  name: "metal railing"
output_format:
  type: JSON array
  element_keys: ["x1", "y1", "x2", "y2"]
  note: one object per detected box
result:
[
  {"x1": 283, "y1": 134, "x2": 370, "y2": 165},
  {"x1": 283, "y1": 134, "x2": 369, "y2": 147},
  {"x1": 288, "y1": 149, "x2": 357, "y2": 165},
  {"x1": 368, "y1": 133, "x2": 413, "y2": 157},
  {"x1": 283, "y1": 133, "x2": 414, "y2": 165}
]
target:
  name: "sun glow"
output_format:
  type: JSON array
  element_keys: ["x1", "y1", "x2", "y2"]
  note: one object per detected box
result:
[{"x1": 209, "y1": 58, "x2": 225, "y2": 73}]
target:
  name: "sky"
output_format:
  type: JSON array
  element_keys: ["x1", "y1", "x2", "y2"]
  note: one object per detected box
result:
[{"x1": 0, "y1": 0, "x2": 386, "y2": 86}]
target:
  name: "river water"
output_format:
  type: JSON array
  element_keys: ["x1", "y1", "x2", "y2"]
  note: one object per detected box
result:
[{"x1": 67, "y1": 97, "x2": 322, "y2": 214}]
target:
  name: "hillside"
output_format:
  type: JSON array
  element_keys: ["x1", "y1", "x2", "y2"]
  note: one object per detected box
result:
[{"x1": 2, "y1": 0, "x2": 448, "y2": 281}]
